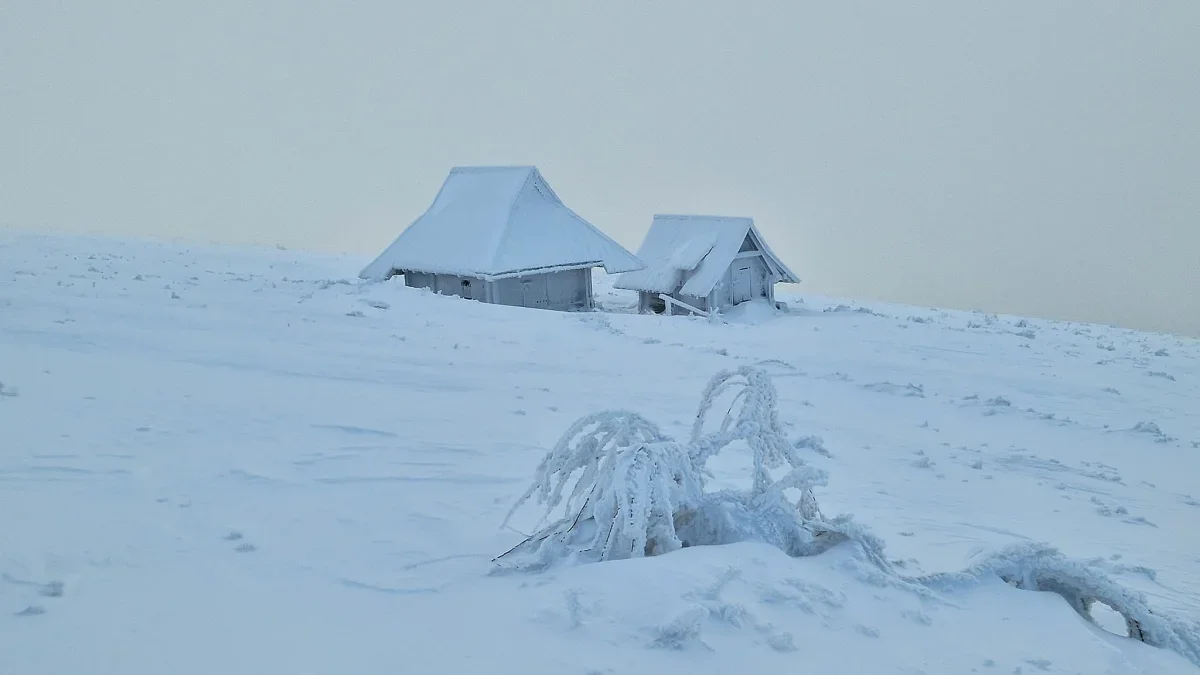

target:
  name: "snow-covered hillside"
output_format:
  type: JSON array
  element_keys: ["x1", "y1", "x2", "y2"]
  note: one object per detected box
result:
[{"x1": 3, "y1": 230, "x2": 1199, "y2": 674}]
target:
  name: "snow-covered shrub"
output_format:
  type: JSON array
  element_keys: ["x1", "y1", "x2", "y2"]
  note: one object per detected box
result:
[
  {"x1": 496, "y1": 368, "x2": 1200, "y2": 668},
  {"x1": 497, "y1": 367, "x2": 843, "y2": 570},
  {"x1": 497, "y1": 411, "x2": 702, "y2": 569}
]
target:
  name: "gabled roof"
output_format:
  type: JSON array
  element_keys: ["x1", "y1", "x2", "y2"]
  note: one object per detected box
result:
[
  {"x1": 613, "y1": 214, "x2": 800, "y2": 296},
  {"x1": 360, "y1": 166, "x2": 644, "y2": 281}
]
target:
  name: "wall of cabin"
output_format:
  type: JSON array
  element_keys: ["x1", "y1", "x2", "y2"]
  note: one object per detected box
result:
[{"x1": 405, "y1": 268, "x2": 592, "y2": 311}]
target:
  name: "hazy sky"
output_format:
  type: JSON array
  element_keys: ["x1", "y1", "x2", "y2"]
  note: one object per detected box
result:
[{"x1": 3, "y1": 1, "x2": 1197, "y2": 336}]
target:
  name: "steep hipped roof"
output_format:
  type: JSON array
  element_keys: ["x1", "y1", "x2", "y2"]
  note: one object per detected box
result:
[
  {"x1": 613, "y1": 214, "x2": 800, "y2": 296},
  {"x1": 360, "y1": 166, "x2": 643, "y2": 281}
]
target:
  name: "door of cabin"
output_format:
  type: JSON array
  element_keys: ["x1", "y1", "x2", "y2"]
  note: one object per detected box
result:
[
  {"x1": 521, "y1": 277, "x2": 549, "y2": 309},
  {"x1": 731, "y1": 264, "x2": 753, "y2": 304}
]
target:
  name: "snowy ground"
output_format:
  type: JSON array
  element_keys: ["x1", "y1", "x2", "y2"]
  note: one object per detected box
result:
[{"x1": 2, "y1": 229, "x2": 1199, "y2": 674}]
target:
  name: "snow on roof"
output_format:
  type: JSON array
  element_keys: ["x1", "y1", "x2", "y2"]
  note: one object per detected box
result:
[
  {"x1": 360, "y1": 166, "x2": 644, "y2": 281},
  {"x1": 613, "y1": 214, "x2": 800, "y2": 296}
]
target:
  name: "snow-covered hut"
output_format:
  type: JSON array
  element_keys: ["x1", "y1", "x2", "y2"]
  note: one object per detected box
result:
[
  {"x1": 613, "y1": 215, "x2": 799, "y2": 316},
  {"x1": 360, "y1": 166, "x2": 643, "y2": 311}
]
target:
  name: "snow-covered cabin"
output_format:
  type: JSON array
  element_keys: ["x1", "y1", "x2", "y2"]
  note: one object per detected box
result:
[
  {"x1": 360, "y1": 166, "x2": 643, "y2": 311},
  {"x1": 613, "y1": 215, "x2": 799, "y2": 316}
]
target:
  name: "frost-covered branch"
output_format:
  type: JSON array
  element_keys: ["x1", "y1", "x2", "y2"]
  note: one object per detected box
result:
[
  {"x1": 502, "y1": 410, "x2": 670, "y2": 532},
  {"x1": 498, "y1": 368, "x2": 842, "y2": 569},
  {"x1": 690, "y1": 367, "x2": 830, "y2": 519},
  {"x1": 920, "y1": 542, "x2": 1200, "y2": 666},
  {"x1": 499, "y1": 411, "x2": 710, "y2": 568}
]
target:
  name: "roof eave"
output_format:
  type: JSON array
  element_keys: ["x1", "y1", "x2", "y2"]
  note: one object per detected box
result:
[
  {"x1": 613, "y1": 281, "x2": 677, "y2": 293},
  {"x1": 745, "y1": 222, "x2": 801, "y2": 285},
  {"x1": 483, "y1": 261, "x2": 607, "y2": 280}
]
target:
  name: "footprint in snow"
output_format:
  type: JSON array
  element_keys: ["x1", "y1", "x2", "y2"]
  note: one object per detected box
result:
[
  {"x1": 861, "y1": 381, "x2": 925, "y2": 398},
  {"x1": 854, "y1": 624, "x2": 880, "y2": 638},
  {"x1": 1122, "y1": 516, "x2": 1158, "y2": 528},
  {"x1": 4, "y1": 576, "x2": 66, "y2": 617},
  {"x1": 224, "y1": 531, "x2": 257, "y2": 552},
  {"x1": 901, "y1": 609, "x2": 932, "y2": 626}
]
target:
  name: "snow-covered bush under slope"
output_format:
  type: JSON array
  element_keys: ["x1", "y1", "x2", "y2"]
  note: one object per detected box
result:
[
  {"x1": 498, "y1": 367, "x2": 859, "y2": 569},
  {"x1": 500, "y1": 366, "x2": 1200, "y2": 667}
]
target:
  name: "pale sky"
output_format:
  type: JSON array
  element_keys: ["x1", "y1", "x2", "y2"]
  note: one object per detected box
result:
[{"x1": 3, "y1": 1, "x2": 1197, "y2": 336}]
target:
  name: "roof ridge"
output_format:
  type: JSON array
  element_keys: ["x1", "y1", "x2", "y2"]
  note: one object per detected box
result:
[
  {"x1": 449, "y1": 165, "x2": 538, "y2": 173},
  {"x1": 653, "y1": 213, "x2": 753, "y2": 221},
  {"x1": 486, "y1": 167, "x2": 538, "y2": 272}
]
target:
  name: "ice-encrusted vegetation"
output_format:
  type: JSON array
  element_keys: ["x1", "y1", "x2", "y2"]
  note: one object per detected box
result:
[
  {"x1": 498, "y1": 367, "x2": 848, "y2": 568},
  {"x1": 925, "y1": 543, "x2": 1200, "y2": 666},
  {"x1": 501, "y1": 367, "x2": 1200, "y2": 667}
]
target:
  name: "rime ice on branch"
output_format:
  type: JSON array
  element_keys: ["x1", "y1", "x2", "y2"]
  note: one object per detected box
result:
[{"x1": 498, "y1": 367, "x2": 848, "y2": 569}]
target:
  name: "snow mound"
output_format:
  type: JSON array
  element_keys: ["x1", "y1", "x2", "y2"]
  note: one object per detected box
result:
[{"x1": 721, "y1": 299, "x2": 782, "y2": 324}]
